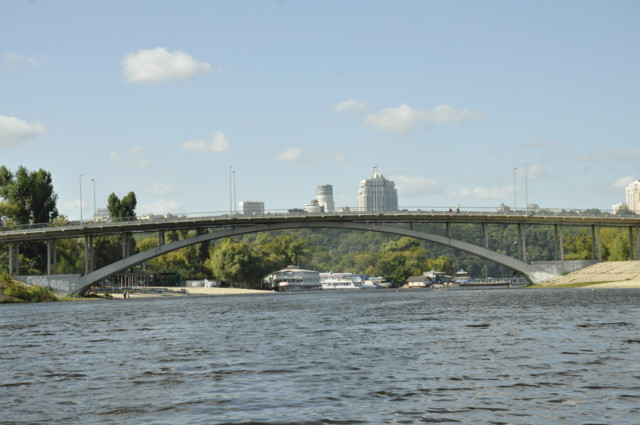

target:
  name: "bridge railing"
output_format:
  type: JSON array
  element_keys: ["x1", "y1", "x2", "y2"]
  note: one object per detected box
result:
[{"x1": 1, "y1": 206, "x2": 636, "y2": 234}]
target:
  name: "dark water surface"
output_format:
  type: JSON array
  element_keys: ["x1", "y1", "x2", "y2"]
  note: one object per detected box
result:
[{"x1": 1, "y1": 289, "x2": 639, "y2": 424}]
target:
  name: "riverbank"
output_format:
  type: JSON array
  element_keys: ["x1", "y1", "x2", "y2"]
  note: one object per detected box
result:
[
  {"x1": 117, "y1": 286, "x2": 274, "y2": 299},
  {"x1": 543, "y1": 260, "x2": 640, "y2": 288}
]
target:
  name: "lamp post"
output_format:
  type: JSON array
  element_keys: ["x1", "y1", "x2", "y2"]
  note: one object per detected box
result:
[
  {"x1": 524, "y1": 162, "x2": 528, "y2": 214},
  {"x1": 229, "y1": 166, "x2": 233, "y2": 215},
  {"x1": 513, "y1": 167, "x2": 517, "y2": 212},
  {"x1": 79, "y1": 174, "x2": 83, "y2": 226},
  {"x1": 91, "y1": 178, "x2": 96, "y2": 223},
  {"x1": 233, "y1": 169, "x2": 237, "y2": 214}
]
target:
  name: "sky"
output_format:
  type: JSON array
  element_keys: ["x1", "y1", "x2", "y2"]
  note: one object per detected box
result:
[{"x1": 1, "y1": 0, "x2": 640, "y2": 220}]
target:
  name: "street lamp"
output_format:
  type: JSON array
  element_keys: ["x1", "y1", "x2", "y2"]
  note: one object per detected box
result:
[
  {"x1": 523, "y1": 162, "x2": 528, "y2": 214},
  {"x1": 79, "y1": 174, "x2": 83, "y2": 226},
  {"x1": 92, "y1": 178, "x2": 96, "y2": 223},
  {"x1": 513, "y1": 167, "x2": 517, "y2": 212},
  {"x1": 229, "y1": 166, "x2": 233, "y2": 215}
]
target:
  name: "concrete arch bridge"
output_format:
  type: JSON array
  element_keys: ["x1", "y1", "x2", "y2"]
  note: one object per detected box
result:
[{"x1": 2, "y1": 211, "x2": 639, "y2": 295}]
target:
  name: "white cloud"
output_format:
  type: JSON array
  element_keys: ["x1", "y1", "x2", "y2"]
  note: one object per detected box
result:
[
  {"x1": 365, "y1": 103, "x2": 483, "y2": 134},
  {"x1": 450, "y1": 185, "x2": 512, "y2": 200},
  {"x1": 275, "y1": 147, "x2": 309, "y2": 162},
  {"x1": 614, "y1": 176, "x2": 637, "y2": 190},
  {"x1": 0, "y1": 115, "x2": 45, "y2": 146},
  {"x1": 3, "y1": 52, "x2": 46, "y2": 71},
  {"x1": 392, "y1": 175, "x2": 442, "y2": 197},
  {"x1": 138, "y1": 199, "x2": 182, "y2": 215},
  {"x1": 147, "y1": 183, "x2": 177, "y2": 196},
  {"x1": 333, "y1": 152, "x2": 348, "y2": 163},
  {"x1": 109, "y1": 151, "x2": 149, "y2": 168},
  {"x1": 122, "y1": 47, "x2": 216, "y2": 84},
  {"x1": 182, "y1": 131, "x2": 230, "y2": 153},
  {"x1": 334, "y1": 99, "x2": 367, "y2": 113}
]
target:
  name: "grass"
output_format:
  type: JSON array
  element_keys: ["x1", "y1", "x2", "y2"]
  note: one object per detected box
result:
[{"x1": 0, "y1": 272, "x2": 60, "y2": 303}]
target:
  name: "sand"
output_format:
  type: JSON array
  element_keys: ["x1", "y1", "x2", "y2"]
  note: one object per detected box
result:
[{"x1": 121, "y1": 286, "x2": 274, "y2": 299}]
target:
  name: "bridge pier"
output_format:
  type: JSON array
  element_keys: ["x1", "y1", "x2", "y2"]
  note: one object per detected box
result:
[
  {"x1": 636, "y1": 227, "x2": 640, "y2": 261},
  {"x1": 46, "y1": 240, "x2": 58, "y2": 275},
  {"x1": 8, "y1": 242, "x2": 19, "y2": 275},
  {"x1": 482, "y1": 223, "x2": 489, "y2": 249},
  {"x1": 159, "y1": 230, "x2": 165, "y2": 246},
  {"x1": 121, "y1": 233, "x2": 130, "y2": 258},
  {"x1": 629, "y1": 227, "x2": 635, "y2": 261},
  {"x1": 518, "y1": 223, "x2": 527, "y2": 262},
  {"x1": 554, "y1": 224, "x2": 564, "y2": 261},
  {"x1": 591, "y1": 225, "x2": 602, "y2": 261}
]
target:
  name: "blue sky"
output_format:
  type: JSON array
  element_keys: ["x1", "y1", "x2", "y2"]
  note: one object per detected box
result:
[{"x1": 2, "y1": 0, "x2": 639, "y2": 219}]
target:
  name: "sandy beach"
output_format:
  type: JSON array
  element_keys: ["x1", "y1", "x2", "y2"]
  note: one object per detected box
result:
[{"x1": 120, "y1": 286, "x2": 275, "y2": 299}]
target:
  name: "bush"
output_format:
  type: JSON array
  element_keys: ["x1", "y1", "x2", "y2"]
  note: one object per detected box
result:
[{"x1": 0, "y1": 272, "x2": 59, "y2": 302}]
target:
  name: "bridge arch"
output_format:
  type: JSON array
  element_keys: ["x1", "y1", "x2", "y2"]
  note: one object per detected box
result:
[{"x1": 74, "y1": 221, "x2": 555, "y2": 295}]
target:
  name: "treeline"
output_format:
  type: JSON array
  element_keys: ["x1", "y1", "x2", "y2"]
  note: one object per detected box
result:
[{"x1": 1, "y1": 165, "x2": 637, "y2": 287}]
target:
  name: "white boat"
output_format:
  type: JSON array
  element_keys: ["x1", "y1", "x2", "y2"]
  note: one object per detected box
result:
[
  {"x1": 263, "y1": 266, "x2": 322, "y2": 291},
  {"x1": 320, "y1": 272, "x2": 362, "y2": 290},
  {"x1": 321, "y1": 278, "x2": 359, "y2": 290}
]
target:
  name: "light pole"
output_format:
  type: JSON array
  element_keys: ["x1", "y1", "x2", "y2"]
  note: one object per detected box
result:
[
  {"x1": 524, "y1": 162, "x2": 528, "y2": 214},
  {"x1": 233, "y1": 169, "x2": 237, "y2": 214},
  {"x1": 229, "y1": 166, "x2": 233, "y2": 215},
  {"x1": 92, "y1": 178, "x2": 96, "y2": 222},
  {"x1": 513, "y1": 167, "x2": 517, "y2": 212},
  {"x1": 79, "y1": 174, "x2": 83, "y2": 226}
]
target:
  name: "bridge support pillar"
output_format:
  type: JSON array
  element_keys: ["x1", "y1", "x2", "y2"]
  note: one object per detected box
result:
[
  {"x1": 592, "y1": 225, "x2": 602, "y2": 261},
  {"x1": 8, "y1": 242, "x2": 18, "y2": 275},
  {"x1": 159, "y1": 230, "x2": 165, "y2": 246},
  {"x1": 122, "y1": 233, "x2": 130, "y2": 258},
  {"x1": 629, "y1": 227, "x2": 635, "y2": 261},
  {"x1": 636, "y1": 227, "x2": 640, "y2": 261},
  {"x1": 482, "y1": 223, "x2": 489, "y2": 249},
  {"x1": 555, "y1": 224, "x2": 564, "y2": 261},
  {"x1": 518, "y1": 223, "x2": 527, "y2": 262},
  {"x1": 46, "y1": 240, "x2": 58, "y2": 275},
  {"x1": 446, "y1": 222, "x2": 451, "y2": 239},
  {"x1": 84, "y1": 235, "x2": 90, "y2": 275},
  {"x1": 89, "y1": 235, "x2": 95, "y2": 272}
]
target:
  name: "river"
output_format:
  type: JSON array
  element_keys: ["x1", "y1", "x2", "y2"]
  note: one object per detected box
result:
[{"x1": 1, "y1": 288, "x2": 639, "y2": 424}]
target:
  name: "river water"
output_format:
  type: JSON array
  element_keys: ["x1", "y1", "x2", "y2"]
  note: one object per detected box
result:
[{"x1": 1, "y1": 288, "x2": 639, "y2": 424}]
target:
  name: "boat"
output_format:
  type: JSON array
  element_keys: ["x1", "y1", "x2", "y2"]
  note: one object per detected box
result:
[
  {"x1": 263, "y1": 266, "x2": 322, "y2": 291},
  {"x1": 320, "y1": 275, "x2": 359, "y2": 290}
]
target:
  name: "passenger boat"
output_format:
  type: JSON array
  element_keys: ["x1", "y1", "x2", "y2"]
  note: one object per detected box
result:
[{"x1": 263, "y1": 266, "x2": 322, "y2": 291}]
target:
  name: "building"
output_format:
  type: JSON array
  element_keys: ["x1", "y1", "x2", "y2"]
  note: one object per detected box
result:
[
  {"x1": 316, "y1": 184, "x2": 335, "y2": 212},
  {"x1": 626, "y1": 180, "x2": 640, "y2": 214},
  {"x1": 304, "y1": 199, "x2": 323, "y2": 213},
  {"x1": 238, "y1": 201, "x2": 265, "y2": 216},
  {"x1": 358, "y1": 170, "x2": 398, "y2": 213},
  {"x1": 612, "y1": 202, "x2": 629, "y2": 214}
]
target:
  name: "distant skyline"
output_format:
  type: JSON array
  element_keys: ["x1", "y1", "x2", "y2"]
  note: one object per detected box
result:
[{"x1": 2, "y1": 1, "x2": 639, "y2": 219}]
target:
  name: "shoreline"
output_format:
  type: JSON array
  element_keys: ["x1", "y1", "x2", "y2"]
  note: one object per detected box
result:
[{"x1": 114, "y1": 286, "x2": 275, "y2": 299}]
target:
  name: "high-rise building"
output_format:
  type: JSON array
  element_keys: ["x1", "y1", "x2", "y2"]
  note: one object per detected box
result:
[
  {"x1": 626, "y1": 180, "x2": 640, "y2": 214},
  {"x1": 316, "y1": 184, "x2": 335, "y2": 212},
  {"x1": 358, "y1": 170, "x2": 398, "y2": 213},
  {"x1": 238, "y1": 201, "x2": 265, "y2": 216}
]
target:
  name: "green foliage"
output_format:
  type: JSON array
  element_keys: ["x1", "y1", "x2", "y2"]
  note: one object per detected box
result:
[
  {"x1": 0, "y1": 166, "x2": 58, "y2": 224},
  {"x1": 107, "y1": 191, "x2": 137, "y2": 219},
  {"x1": 563, "y1": 229, "x2": 593, "y2": 260},
  {"x1": 206, "y1": 239, "x2": 262, "y2": 287},
  {"x1": 0, "y1": 272, "x2": 58, "y2": 302}
]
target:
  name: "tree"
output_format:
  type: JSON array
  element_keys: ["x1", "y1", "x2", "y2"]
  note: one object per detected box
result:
[
  {"x1": 107, "y1": 191, "x2": 137, "y2": 219},
  {"x1": 206, "y1": 239, "x2": 262, "y2": 287},
  {"x1": 0, "y1": 166, "x2": 58, "y2": 224}
]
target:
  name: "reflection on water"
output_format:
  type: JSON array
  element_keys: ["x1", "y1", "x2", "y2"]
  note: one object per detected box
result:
[{"x1": 1, "y1": 289, "x2": 639, "y2": 424}]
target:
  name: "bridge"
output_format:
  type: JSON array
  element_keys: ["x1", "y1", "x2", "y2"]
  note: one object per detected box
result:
[{"x1": 2, "y1": 209, "x2": 640, "y2": 295}]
